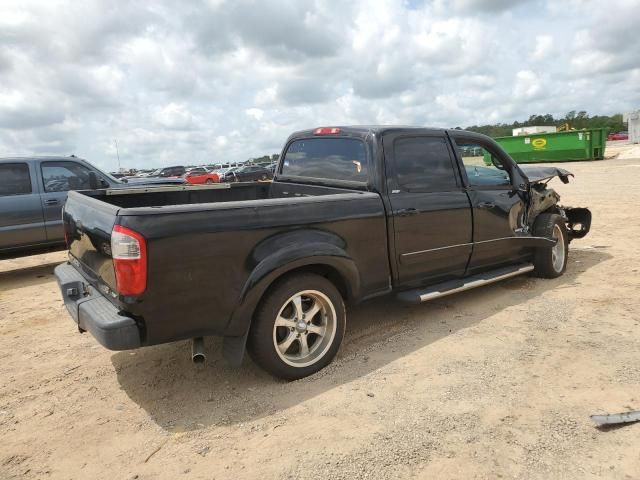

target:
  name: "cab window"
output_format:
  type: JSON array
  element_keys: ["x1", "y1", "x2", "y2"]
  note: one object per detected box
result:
[
  {"x1": 0, "y1": 163, "x2": 32, "y2": 196},
  {"x1": 392, "y1": 136, "x2": 458, "y2": 192},
  {"x1": 454, "y1": 141, "x2": 511, "y2": 187},
  {"x1": 41, "y1": 161, "x2": 93, "y2": 192},
  {"x1": 281, "y1": 138, "x2": 368, "y2": 183}
]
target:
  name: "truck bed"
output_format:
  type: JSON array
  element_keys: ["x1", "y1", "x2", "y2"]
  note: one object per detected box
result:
[{"x1": 80, "y1": 181, "x2": 364, "y2": 210}]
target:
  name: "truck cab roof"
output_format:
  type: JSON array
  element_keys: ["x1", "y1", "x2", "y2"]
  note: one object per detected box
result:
[
  {"x1": 287, "y1": 125, "x2": 447, "y2": 140},
  {"x1": 0, "y1": 155, "x2": 88, "y2": 163}
]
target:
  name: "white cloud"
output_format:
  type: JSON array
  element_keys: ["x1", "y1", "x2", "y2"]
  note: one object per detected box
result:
[
  {"x1": 0, "y1": 0, "x2": 639, "y2": 171},
  {"x1": 153, "y1": 103, "x2": 198, "y2": 130},
  {"x1": 245, "y1": 108, "x2": 264, "y2": 121},
  {"x1": 532, "y1": 34, "x2": 553, "y2": 60},
  {"x1": 513, "y1": 70, "x2": 543, "y2": 100}
]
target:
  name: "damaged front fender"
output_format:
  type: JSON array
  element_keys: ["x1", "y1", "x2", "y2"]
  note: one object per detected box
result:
[{"x1": 522, "y1": 166, "x2": 592, "y2": 242}]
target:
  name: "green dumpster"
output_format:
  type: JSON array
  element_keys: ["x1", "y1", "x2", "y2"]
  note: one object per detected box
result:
[{"x1": 484, "y1": 128, "x2": 608, "y2": 164}]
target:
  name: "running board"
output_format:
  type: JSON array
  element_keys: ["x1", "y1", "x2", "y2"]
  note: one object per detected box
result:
[{"x1": 396, "y1": 263, "x2": 534, "y2": 304}]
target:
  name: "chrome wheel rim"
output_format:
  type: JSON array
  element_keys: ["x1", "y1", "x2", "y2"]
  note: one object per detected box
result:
[
  {"x1": 551, "y1": 224, "x2": 565, "y2": 272},
  {"x1": 272, "y1": 290, "x2": 337, "y2": 368}
]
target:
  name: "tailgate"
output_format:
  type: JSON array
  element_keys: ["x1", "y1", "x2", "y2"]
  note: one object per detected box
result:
[{"x1": 63, "y1": 191, "x2": 120, "y2": 299}]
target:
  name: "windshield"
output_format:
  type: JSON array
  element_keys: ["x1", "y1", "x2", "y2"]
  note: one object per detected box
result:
[{"x1": 280, "y1": 137, "x2": 369, "y2": 183}]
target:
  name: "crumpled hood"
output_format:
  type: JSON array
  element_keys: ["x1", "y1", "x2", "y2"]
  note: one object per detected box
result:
[{"x1": 519, "y1": 166, "x2": 574, "y2": 184}]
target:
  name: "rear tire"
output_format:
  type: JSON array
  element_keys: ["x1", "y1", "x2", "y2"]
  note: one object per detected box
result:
[
  {"x1": 532, "y1": 213, "x2": 568, "y2": 278},
  {"x1": 248, "y1": 273, "x2": 346, "y2": 380}
]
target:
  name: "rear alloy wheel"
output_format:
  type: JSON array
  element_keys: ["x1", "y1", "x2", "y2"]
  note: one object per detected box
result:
[
  {"x1": 532, "y1": 213, "x2": 568, "y2": 278},
  {"x1": 248, "y1": 273, "x2": 345, "y2": 380}
]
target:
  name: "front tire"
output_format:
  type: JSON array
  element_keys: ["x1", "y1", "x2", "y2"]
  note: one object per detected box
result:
[
  {"x1": 532, "y1": 213, "x2": 568, "y2": 278},
  {"x1": 248, "y1": 273, "x2": 346, "y2": 380}
]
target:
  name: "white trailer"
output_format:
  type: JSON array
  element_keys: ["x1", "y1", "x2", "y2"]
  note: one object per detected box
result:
[{"x1": 512, "y1": 126, "x2": 558, "y2": 136}]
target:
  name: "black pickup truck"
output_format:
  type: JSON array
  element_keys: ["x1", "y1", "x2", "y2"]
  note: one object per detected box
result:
[{"x1": 55, "y1": 126, "x2": 591, "y2": 379}]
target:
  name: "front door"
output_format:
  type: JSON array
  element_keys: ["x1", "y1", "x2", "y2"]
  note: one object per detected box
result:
[
  {"x1": 450, "y1": 134, "x2": 529, "y2": 273},
  {"x1": 383, "y1": 133, "x2": 473, "y2": 288}
]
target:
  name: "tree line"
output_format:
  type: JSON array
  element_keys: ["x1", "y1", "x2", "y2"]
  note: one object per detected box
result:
[{"x1": 463, "y1": 111, "x2": 625, "y2": 138}]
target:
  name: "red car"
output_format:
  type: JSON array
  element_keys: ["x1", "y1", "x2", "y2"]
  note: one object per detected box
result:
[
  {"x1": 608, "y1": 131, "x2": 629, "y2": 141},
  {"x1": 183, "y1": 168, "x2": 220, "y2": 184}
]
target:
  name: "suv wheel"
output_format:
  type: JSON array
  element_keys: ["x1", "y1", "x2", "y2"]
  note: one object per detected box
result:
[{"x1": 248, "y1": 273, "x2": 346, "y2": 380}]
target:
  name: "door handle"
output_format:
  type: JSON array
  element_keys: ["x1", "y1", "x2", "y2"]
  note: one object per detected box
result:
[
  {"x1": 478, "y1": 202, "x2": 495, "y2": 209},
  {"x1": 44, "y1": 199, "x2": 59, "y2": 206},
  {"x1": 397, "y1": 208, "x2": 419, "y2": 217}
]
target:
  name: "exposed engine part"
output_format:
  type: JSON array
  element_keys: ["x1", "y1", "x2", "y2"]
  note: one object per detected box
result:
[{"x1": 528, "y1": 183, "x2": 560, "y2": 225}]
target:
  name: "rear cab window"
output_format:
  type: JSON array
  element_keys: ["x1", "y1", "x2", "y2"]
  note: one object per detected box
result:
[
  {"x1": 280, "y1": 137, "x2": 369, "y2": 184},
  {"x1": 0, "y1": 163, "x2": 32, "y2": 196}
]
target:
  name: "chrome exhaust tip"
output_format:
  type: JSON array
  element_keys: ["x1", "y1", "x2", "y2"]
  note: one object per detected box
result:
[{"x1": 191, "y1": 337, "x2": 206, "y2": 364}]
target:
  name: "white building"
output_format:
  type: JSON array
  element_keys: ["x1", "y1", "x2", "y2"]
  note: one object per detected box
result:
[
  {"x1": 624, "y1": 110, "x2": 640, "y2": 144},
  {"x1": 512, "y1": 126, "x2": 557, "y2": 136}
]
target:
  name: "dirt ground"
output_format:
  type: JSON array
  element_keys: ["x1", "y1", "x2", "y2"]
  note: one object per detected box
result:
[{"x1": 1, "y1": 146, "x2": 639, "y2": 480}]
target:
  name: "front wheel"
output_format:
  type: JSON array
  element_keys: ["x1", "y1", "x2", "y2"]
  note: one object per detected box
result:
[
  {"x1": 532, "y1": 213, "x2": 568, "y2": 278},
  {"x1": 205, "y1": 178, "x2": 214, "y2": 184},
  {"x1": 248, "y1": 273, "x2": 346, "y2": 380}
]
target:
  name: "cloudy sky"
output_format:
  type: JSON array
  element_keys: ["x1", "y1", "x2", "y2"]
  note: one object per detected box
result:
[{"x1": 1, "y1": 0, "x2": 639, "y2": 171}]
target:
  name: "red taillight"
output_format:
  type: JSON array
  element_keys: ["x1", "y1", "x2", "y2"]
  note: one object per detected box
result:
[
  {"x1": 313, "y1": 127, "x2": 340, "y2": 135},
  {"x1": 111, "y1": 225, "x2": 147, "y2": 296},
  {"x1": 63, "y1": 224, "x2": 69, "y2": 247}
]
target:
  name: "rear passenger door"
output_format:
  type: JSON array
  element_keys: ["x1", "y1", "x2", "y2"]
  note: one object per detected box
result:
[
  {"x1": 0, "y1": 162, "x2": 47, "y2": 249},
  {"x1": 39, "y1": 160, "x2": 93, "y2": 241},
  {"x1": 383, "y1": 133, "x2": 473, "y2": 288}
]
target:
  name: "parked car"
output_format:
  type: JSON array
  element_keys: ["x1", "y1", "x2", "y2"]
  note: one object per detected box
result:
[
  {"x1": 54, "y1": 126, "x2": 591, "y2": 380},
  {"x1": 184, "y1": 168, "x2": 220, "y2": 184},
  {"x1": 0, "y1": 156, "x2": 119, "y2": 255},
  {"x1": 220, "y1": 165, "x2": 273, "y2": 182},
  {"x1": 150, "y1": 165, "x2": 186, "y2": 177},
  {"x1": 214, "y1": 167, "x2": 234, "y2": 177},
  {"x1": 0, "y1": 156, "x2": 185, "y2": 256},
  {"x1": 123, "y1": 176, "x2": 186, "y2": 186},
  {"x1": 608, "y1": 131, "x2": 629, "y2": 141}
]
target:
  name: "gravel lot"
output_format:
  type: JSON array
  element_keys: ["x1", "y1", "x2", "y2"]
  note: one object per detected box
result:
[{"x1": 1, "y1": 147, "x2": 639, "y2": 479}]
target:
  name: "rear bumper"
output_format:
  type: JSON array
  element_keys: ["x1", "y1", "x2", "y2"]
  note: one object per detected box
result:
[{"x1": 54, "y1": 263, "x2": 141, "y2": 350}]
